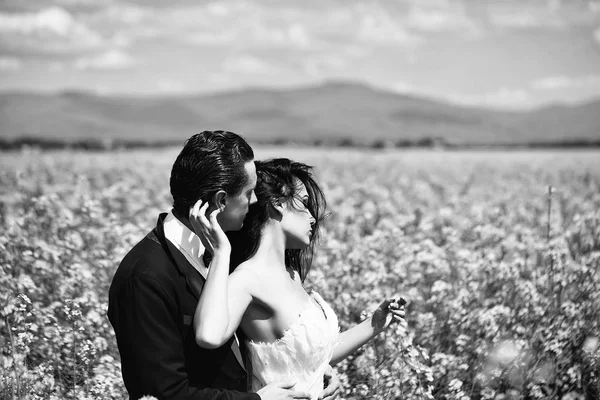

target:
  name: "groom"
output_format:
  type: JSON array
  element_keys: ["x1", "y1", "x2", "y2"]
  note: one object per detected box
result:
[{"x1": 108, "y1": 130, "x2": 339, "y2": 400}]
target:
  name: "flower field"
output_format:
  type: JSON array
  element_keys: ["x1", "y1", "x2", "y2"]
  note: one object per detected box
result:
[{"x1": 1, "y1": 147, "x2": 599, "y2": 400}]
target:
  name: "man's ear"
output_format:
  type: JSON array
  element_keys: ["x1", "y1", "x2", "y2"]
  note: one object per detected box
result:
[{"x1": 212, "y1": 190, "x2": 227, "y2": 211}]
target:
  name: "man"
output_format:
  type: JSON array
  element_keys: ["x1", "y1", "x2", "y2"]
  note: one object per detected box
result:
[{"x1": 108, "y1": 131, "x2": 339, "y2": 400}]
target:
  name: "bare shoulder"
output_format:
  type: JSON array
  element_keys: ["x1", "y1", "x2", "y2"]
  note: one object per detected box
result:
[
  {"x1": 231, "y1": 258, "x2": 259, "y2": 276},
  {"x1": 229, "y1": 261, "x2": 260, "y2": 294}
]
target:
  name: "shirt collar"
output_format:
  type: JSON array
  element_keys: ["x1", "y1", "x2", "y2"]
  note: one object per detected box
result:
[{"x1": 163, "y1": 210, "x2": 208, "y2": 279}]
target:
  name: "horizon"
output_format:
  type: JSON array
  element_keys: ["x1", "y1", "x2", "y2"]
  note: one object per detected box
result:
[
  {"x1": 1, "y1": 1, "x2": 600, "y2": 111},
  {"x1": 1, "y1": 79, "x2": 599, "y2": 113}
]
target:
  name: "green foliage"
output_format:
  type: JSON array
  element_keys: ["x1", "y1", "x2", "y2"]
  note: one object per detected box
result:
[{"x1": 1, "y1": 148, "x2": 599, "y2": 400}]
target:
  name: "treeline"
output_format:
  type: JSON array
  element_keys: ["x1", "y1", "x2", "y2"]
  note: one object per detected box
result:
[
  {"x1": 0, "y1": 137, "x2": 182, "y2": 151},
  {"x1": 1, "y1": 136, "x2": 600, "y2": 151}
]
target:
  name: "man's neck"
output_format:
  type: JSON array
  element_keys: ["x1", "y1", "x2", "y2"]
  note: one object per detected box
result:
[{"x1": 171, "y1": 208, "x2": 195, "y2": 233}]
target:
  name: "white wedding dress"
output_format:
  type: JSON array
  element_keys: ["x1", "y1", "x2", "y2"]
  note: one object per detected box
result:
[{"x1": 246, "y1": 291, "x2": 339, "y2": 400}]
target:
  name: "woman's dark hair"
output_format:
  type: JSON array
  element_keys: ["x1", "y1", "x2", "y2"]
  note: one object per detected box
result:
[
  {"x1": 227, "y1": 158, "x2": 327, "y2": 282},
  {"x1": 170, "y1": 130, "x2": 254, "y2": 216}
]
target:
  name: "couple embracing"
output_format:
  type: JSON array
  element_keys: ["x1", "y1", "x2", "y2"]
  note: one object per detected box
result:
[{"x1": 108, "y1": 130, "x2": 406, "y2": 400}]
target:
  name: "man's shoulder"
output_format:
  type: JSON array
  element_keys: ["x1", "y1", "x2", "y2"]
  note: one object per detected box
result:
[
  {"x1": 124, "y1": 229, "x2": 168, "y2": 263},
  {"x1": 110, "y1": 227, "x2": 175, "y2": 290}
]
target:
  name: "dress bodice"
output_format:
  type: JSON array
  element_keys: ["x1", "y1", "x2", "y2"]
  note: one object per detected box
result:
[{"x1": 246, "y1": 290, "x2": 339, "y2": 399}]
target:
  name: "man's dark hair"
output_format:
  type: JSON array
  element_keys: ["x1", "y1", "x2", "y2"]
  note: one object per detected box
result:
[
  {"x1": 170, "y1": 130, "x2": 254, "y2": 216},
  {"x1": 227, "y1": 158, "x2": 327, "y2": 282}
]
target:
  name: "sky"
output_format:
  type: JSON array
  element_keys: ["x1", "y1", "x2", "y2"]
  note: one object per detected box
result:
[{"x1": 1, "y1": 0, "x2": 600, "y2": 109}]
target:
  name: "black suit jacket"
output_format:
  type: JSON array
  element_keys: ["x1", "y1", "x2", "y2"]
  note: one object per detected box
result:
[{"x1": 108, "y1": 213, "x2": 259, "y2": 400}]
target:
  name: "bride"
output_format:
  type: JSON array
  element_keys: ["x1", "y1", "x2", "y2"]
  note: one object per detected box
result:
[{"x1": 190, "y1": 158, "x2": 405, "y2": 399}]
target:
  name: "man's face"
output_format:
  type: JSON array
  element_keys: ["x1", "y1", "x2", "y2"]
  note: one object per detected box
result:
[{"x1": 218, "y1": 161, "x2": 257, "y2": 232}]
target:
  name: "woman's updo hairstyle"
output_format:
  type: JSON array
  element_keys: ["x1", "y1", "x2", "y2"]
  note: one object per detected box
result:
[{"x1": 227, "y1": 158, "x2": 327, "y2": 282}]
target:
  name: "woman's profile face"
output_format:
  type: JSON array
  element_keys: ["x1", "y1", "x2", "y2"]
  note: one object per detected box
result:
[{"x1": 280, "y1": 180, "x2": 315, "y2": 249}]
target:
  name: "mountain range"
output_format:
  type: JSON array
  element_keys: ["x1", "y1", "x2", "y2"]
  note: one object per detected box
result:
[{"x1": 1, "y1": 81, "x2": 599, "y2": 147}]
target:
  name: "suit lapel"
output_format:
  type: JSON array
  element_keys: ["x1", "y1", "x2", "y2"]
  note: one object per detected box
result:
[
  {"x1": 156, "y1": 212, "x2": 247, "y2": 372},
  {"x1": 154, "y1": 213, "x2": 205, "y2": 299},
  {"x1": 165, "y1": 239, "x2": 205, "y2": 299}
]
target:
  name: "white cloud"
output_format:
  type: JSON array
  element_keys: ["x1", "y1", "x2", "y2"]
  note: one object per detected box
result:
[
  {"x1": 391, "y1": 81, "x2": 419, "y2": 94},
  {"x1": 182, "y1": 19, "x2": 314, "y2": 49},
  {"x1": 357, "y1": 13, "x2": 416, "y2": 45},
  {"x1": 97, "y1": 3, "x2": 160, "y2": 41},
  {"x1": 0, "y1": 57, "x2": 22, "y2": 71},
  {"x1": 156, "y1": 80, "x2": 186, "y2": 94},
  {"x1": 532, "y1": 74, "x2": 600, "y2": 90},
  {"x1": 224, "y1": 55, "x2": 278, "y2": 74},
  {"x1": 274, "y1": 24, "x2": 310, "y2": 47},
  {"x1": 204, "y1": 2, "x2": 233, "y2": 17},
  {"x1": 100, "y1": 2, "x2": 311, "y2": 49},
  {"x1": 350, "y1": 3, "x2": 419, "y2": 46},
  {"x1": 185, "y1": 31, "x2": 238, "y2": 45},
  {"x1": 74, "y1": 49, "x2": 135, "y2": 70},
  {"x1": 303, "y1": 54, "x2": 348, "y2": 76},
  {"x1": 487, "y1": 3, "x2": 564, "y2": 29},
  {"x1": 407, "y1": 5, "x2": 481, "y2": 36},
  {"x1": 0, "y1": 7, "x2": 104, "y2": 53},
  {"x1": 49, "y1": 61, "x2": 66, "y2": 72},
  {"x1": 99, "y1": 2, "x2": 419, "y2": 52},
  {"x1": 485, "y1": 88, "x2": 531, "y2": 106},
  {"x1": 106, "y1": 3, "x2": 148, "y2": 25},
  {"x1": 449, "y1": 87, "x2": 532, "y2": 109},
  {"x1": 56, "y1": 0, "x2": 112, "y2": 6},
  {"x1": 594, "y1": 27, "x2": 600, "y2": 44},
  {"x1": 409, "y1": 8, "x2": 452, "y2": 31},
  {"x1": 531, "y1": 75, "x2": 571, "y2": 90},
  {"x1": 0, "y1": 7, "x2": 70, "y2": 36},
  {"x1": 242, "y1": 22, "x2": 312, "y2": 48},
  {"x1": 491, "y1": 13, "x2": 558, "y2": 28}
]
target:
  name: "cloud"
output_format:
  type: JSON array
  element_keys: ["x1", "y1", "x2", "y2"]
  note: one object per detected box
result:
[
  {"x1": 185, "y1": 30, "x2": 238, "y2": 45},
  {"x1": 94, "y1": 3, "x2": 161, "y2": 45},
  {"x1": 483, "y1": 88, "x2": 532, "y2": 107},
  {"x1": 223, "y1": 54, "x2": 279, "y2": 74},
  {"x1": 0, "y1": 6, "x2": 104, "y2": 53},
  {"x1": 303, "y1": 54, "x2": 348, "y2": 77},
  {"x1": 98, "y1": 2, "x2": 419, "y2": 52},
  {"x1": 55, "y1": 0, "x2": 112, "y2": 7},
  {"x1": 390, "y1": 81, "x2": 420, "y2": 94},
  {"x1": 251, "y1": 23, "x2": 312, "y2": 48},
  {"x1": 449, "y1": 87, "x2": 532, "y2": 109},
  {"x1": 407, "y1": 4, "x2": 481, "y2": 36},
  {"x1": 156, "y1": 80, "x2": 186, "y2": 94},
  {"x1": 357, "y1": 12, "x2": 417, "y2": 45},
  {"x1": 531, "y1": 75, "x2": 600, "y2": 90},
  {"x1": 324, "y1": 4, "x2": 419, "y2": 46},
  {"x1": 0, "y1": 57, "x2": 22, "y2": 71},
  {"x1": 74, "y1": 49, "x2": 135, "y2": 70},
  {"x1": 531, "y1": 75, "x2": 571, "y2": 90},
  {"x1": 595, "y1": 27, "x2": 600, "y2": 44},
  {"x1": 490, "y1": 12, "x2": 559, "y2": 29},
  {"x1": 484, "y1": 1, "x2": 589, "y2": 30}
]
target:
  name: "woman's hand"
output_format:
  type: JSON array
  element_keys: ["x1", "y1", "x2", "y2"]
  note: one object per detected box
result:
[
  {"x1": 320, "y1": 365, "x2": 340, "y2": 400},
  {"x1": 370, "y1": 297, "x2": 407, "y2": 333},
  {"x1": 189, "y1": 200, "x2": 231, "y2": 255},
  {"x1": 330, "y1": 296, "x2": 408, "y2": 365}
]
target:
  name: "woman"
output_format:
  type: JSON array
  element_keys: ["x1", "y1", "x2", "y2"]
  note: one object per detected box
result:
[{"x1": 190, "y1": 158, "x2": 405, "y2": 399}]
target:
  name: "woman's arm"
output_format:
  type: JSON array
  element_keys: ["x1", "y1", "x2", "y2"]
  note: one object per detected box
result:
[
  {"x1": 189, "y1": 200, "x2": 253, "y2": 349},
  {"x1": 330, "y1": 298, "x2": 406, "y2": 366},
  {"x1": 193, "y1": 254, "x2": 253, "y2": 349}
]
